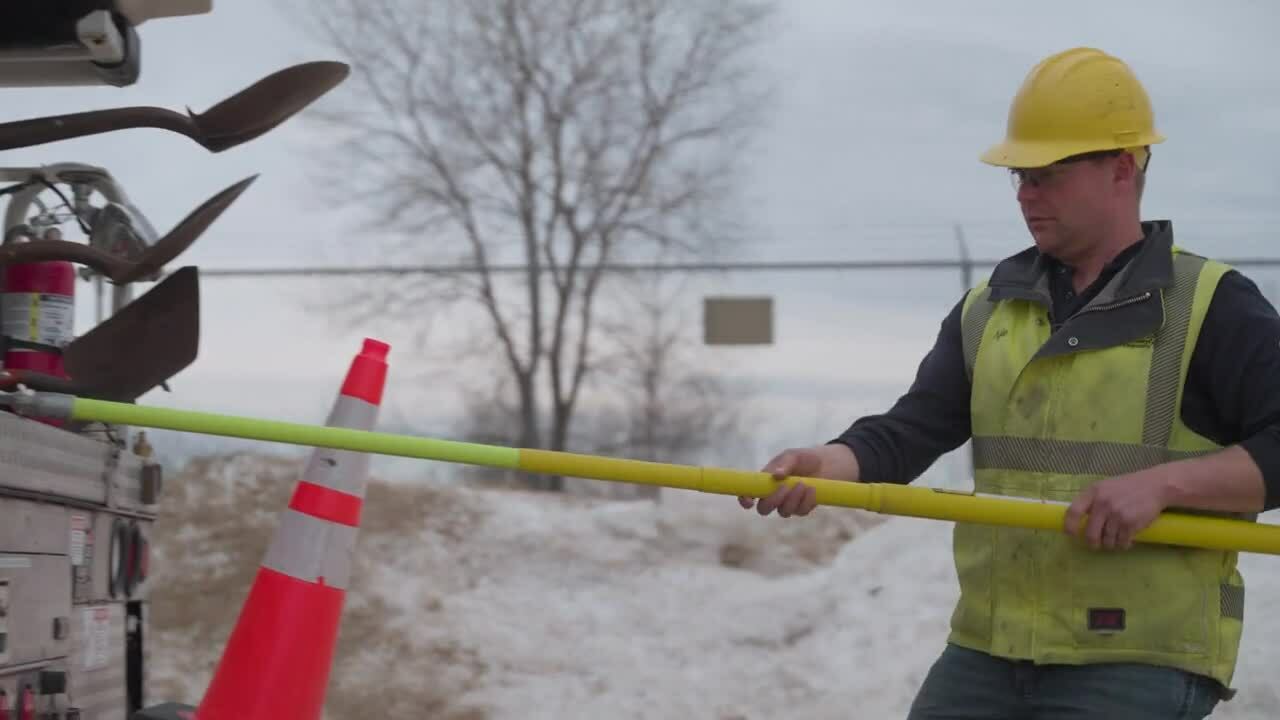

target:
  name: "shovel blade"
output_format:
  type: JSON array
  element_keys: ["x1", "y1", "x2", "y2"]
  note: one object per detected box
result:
[
  {"x1": 194, "y1": 61, "x2": 350, "y2": 152},
  {"x1": 63, "y1": 265, "x2": 200, "y2": 402}
]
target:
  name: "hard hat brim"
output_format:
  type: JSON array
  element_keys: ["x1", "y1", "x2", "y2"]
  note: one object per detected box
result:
[{"x1": 981, "y1": 134, "x2": 1166, "y2": 169}]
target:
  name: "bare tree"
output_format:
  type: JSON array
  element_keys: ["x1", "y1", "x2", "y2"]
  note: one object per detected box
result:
[
  {"x1": 563, "y1": 272, "x2": 749, "y2": 499},
  {"x1": 298, "y1": 0, "x2": 773, "y2": 489},
  {"x1": 592, "y1": 274, "x2": 745, "y2": 462},
  {"x1": 442, "y1": 272, "x2": 750, "y2": 499}
]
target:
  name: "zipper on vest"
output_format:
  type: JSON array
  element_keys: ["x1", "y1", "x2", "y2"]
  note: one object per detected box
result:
[
  {"x1": 1073, "y1": 290, "x2": 1153, "y2": 317},
  {"x1": 1049, "y1": 290, "x2": 1155, "y2": 335}
]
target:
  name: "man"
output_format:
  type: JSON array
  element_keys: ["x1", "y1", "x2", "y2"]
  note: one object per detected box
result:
[{"x1": 741, "y1": 47, "x2": 1280, "y2": 718}]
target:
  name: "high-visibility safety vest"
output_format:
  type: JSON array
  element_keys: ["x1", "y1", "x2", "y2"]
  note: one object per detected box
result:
[{"x1": 954, "y1": 229, "x2": 1245, "y2": 691}]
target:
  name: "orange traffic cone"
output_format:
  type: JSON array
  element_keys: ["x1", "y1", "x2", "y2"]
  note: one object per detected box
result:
[{"x1": 190, "y1": 338, "x2": 390, "y2": 720}]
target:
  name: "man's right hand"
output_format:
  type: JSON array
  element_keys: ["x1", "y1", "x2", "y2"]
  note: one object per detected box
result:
[{"x1": 738, "y1": 447, "x2": 827, "y2": 518}]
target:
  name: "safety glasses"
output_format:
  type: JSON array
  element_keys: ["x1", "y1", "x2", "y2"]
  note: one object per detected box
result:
[{"x1": 1009, "y1": 149, "x2": 1144, "y2": 191}]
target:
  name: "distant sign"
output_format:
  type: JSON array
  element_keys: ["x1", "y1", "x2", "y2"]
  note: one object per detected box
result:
[{"x1": 703, "y1": 296, "x2": 773, "y2": 345}]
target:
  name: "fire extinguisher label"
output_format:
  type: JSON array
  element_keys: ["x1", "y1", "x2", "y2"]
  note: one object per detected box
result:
[{"x1": 1, "y1": 292, "x2": 74, "y2": 345}]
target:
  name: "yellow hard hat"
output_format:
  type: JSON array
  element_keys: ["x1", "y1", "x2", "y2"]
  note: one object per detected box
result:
[{"x1": 981, "y1": 47, "x2": 1164, "y2": 169}]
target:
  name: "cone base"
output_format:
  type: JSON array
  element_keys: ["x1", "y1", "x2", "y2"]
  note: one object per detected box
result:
[{"x1": 196, "y1": 567, "x2": 345, "y2": 720}]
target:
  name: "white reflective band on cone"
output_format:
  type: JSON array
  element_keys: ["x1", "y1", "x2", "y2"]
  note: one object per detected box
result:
[{"x1": 261, "y1": 509, "x2": 359, "y2": 589}]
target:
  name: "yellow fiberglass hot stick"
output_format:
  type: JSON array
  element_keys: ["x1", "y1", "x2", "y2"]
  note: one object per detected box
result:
[{"x1": 7, "y1": 391, "x2": 1279, "y2": 556}]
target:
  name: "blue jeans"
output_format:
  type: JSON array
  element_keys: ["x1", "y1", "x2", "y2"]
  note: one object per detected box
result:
[{"x1": 906, "y1": 644, "x2": 1222, "y2": 719}]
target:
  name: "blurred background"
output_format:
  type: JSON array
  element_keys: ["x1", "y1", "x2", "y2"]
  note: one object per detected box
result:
[{"x1": 8, "y1": 1, "x2": 1280, "y2": 717}]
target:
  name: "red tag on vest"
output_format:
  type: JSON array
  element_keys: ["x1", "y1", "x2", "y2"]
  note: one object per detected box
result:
[{"x1": 1087, "y1": 607, "x2": 1126, "y2": 632}]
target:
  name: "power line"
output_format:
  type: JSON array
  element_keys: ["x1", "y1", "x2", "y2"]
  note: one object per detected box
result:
[
  {"x1": 194, "y1": 257, "x2": 1280, "y2": 278},
  {"x1": 199, "y1": 260, "x2": 1008, "y2": 277}
]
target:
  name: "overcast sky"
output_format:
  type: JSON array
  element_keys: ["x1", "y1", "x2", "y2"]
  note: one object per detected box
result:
[{"x1": 5, "y1": 1, "x2": 1280, "y2": 481}]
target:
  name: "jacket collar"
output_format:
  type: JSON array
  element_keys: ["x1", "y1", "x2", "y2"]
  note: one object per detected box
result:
[{"x1": 987, "y1": 219, "x2": 1175, "y2": 306}]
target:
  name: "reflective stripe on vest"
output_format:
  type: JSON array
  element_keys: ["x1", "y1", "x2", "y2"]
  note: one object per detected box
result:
[{"x1": 972, "y1": 436, "x2": 1211, "y2": 476}]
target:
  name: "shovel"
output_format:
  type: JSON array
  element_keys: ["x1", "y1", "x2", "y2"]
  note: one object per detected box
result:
[
  {"x1": 0, "y1": 61, "x2": 349, "y2": 152},
  {"x1": 0, "y1": 265, "x2": 200, "y2": 403},
  {"x1": 0, "y1": 175, "x2": 255, "y2": 282}
]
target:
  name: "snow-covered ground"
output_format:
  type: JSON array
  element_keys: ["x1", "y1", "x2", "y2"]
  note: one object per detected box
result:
[{"x1": 147, "y1": 454, "x2": 1280, "y2": 719}]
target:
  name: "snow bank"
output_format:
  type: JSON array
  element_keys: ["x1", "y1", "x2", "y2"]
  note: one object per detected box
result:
[{"x1": 147, "y1": 455, "x2": 1280, "y2": 719}]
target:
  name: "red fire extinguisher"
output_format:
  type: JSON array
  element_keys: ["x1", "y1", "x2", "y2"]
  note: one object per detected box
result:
[{"x1": 1, "y1": 228, "x2": 76, "y2": 378}]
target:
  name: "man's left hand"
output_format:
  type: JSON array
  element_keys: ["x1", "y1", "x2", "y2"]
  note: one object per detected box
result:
[{"x1": 1063, "y1": 467, "x2": 1175, "y2": 551}]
